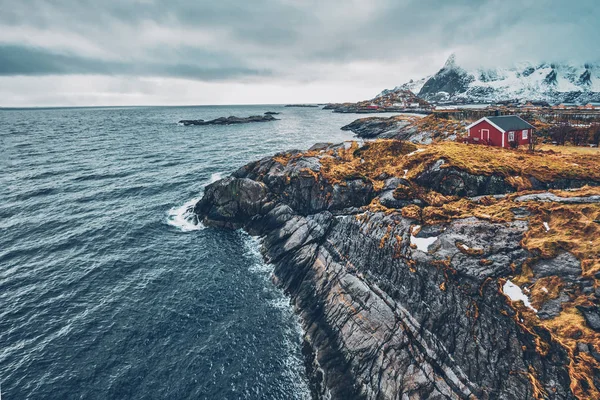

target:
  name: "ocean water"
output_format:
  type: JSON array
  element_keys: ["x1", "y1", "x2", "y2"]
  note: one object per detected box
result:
[{"x1": 0, "y1": 105, "x2": 397, "y2": 399}]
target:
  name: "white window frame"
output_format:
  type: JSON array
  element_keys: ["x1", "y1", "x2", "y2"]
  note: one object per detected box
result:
[
  {"x1": 522, "y1": 130, "x2": 528, "y2": 139},
  {"x1": 508, "y1": 131, "x2": 515, "y2": 141},
  {"x1": 481, "y1": 129, "x2": 489, "y2": 141}
]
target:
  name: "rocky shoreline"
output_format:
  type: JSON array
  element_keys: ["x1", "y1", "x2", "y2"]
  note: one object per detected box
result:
[
  {"x1": 179, "y1": 114, "x2": 278, "y2": 126},
  {"x1": 342, "y1": 114, "x2": 467, "y2": 144},
  {"x1": 193, "y1": 140, "x2": 600, "y2": 399}
]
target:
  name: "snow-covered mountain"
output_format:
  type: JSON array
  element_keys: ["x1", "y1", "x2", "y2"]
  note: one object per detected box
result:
[
  {"x1": 378, "y1": 54, "x2": 600, "y2": 104},
  {"x1": 376, "y1": 76, "x2": 430, "y2": 99}
]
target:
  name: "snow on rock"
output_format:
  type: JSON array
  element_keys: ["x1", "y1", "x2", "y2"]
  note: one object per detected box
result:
[
  {"x1": 403, "y1": 54, "x2": 600, "y2": 104},
  {"x1": 503, "y1": 280, "x2": 537, "y2": 312},
  {"x1": 543, "y1": 222, "x2": 550, "y2": 232},
  {"x1": 410, "y1": 225, "x2": 438, "y2": 252}
]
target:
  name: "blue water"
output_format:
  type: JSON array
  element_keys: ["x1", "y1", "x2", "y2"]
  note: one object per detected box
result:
[{"x1": 0, "y1": 105, "x2": 396, "y2": 399}]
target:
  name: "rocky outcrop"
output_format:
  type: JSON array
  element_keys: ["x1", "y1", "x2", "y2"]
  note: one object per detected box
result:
[
  {"x1": 341, "y1": 114, "x2": 466, "y2": 144},
  {"x1": 179, "y1": 114, "x2": 278, "y2": 126},
  {"x1": 341, "y1": 116, "x2": 413, "y2": 138},
  {"x1": 194, "y1": 142, "x2": 600, "y2": 399}
]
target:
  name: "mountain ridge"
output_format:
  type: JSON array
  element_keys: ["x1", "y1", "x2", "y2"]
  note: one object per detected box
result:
[{"x1": 378, "y1": 54, "x2": 600, "y2": 104}]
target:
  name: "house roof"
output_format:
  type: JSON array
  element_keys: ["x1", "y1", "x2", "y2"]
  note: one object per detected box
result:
[
  {"x1": 466, "y1": 115, "x2": 534, "y2": 132},
  {"x1": 487, "y1": 116, "x2": 535, "y2": 132}
]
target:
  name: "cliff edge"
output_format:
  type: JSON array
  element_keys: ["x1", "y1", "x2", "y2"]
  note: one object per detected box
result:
[{"x1": 194, "y1": 141, "x2": 600, "y2": 399}]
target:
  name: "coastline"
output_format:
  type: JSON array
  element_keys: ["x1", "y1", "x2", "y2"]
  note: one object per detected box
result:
[{"x1": 192, "y1": 140, "x2": 600, "y2": 399}]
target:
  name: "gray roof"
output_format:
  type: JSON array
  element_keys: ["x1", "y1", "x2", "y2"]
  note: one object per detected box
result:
[{"x1": 487, "y1": 116, "x2": 535, "y2": 132}]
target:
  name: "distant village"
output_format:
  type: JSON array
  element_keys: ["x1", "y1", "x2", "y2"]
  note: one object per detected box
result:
[{"x1": 325, "y1": 89, "x2": 600, "y2": 149}]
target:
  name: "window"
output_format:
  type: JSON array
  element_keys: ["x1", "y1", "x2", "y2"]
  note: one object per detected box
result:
[
  {"x1": 508, "y1": 131, "x2": 515, "y2": 141},
  {"x1": 522, "y1": 130, "x2": 528, "y2": 139}
]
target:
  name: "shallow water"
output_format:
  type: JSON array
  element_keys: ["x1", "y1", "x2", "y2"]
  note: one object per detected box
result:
[{"x1": 0, "y1": 105, "x2": 401, "y2": 399}]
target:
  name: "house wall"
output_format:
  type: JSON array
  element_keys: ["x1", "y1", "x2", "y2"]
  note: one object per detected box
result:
[
  {"x1": 468, "y1": 120, "x2": 505, "y2": 147},
  {"x1": 506, "y1": 129, "x2": 532, "y2": 147},
  {"x1": 468, "y1": 121, "x2": 532, "y2": 148}
]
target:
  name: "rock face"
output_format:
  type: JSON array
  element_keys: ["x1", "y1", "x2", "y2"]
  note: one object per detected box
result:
[
  {"x1": 179, "y1": 114, "x2": 278, "y2": 126},
  {"x1": 341, "y1": 114, "x2": 465, "y2": 144},
  {"x1": 341, "y1": 116, "x2": 413, "y2": 138},
  {"x1": 194, "y1": 142, "x2": 600, "y2": 399}
]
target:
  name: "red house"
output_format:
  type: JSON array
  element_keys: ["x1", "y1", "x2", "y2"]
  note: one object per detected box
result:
[{"x1": 465, "y1": 115, "x2": 534, "y2": 148}]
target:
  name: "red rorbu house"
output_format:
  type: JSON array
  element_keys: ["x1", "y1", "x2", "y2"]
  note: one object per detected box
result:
[{"x1": 465, "y1": 115, "x2": 534, "y2": 148}]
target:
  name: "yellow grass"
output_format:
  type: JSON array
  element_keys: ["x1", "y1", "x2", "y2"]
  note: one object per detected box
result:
[{"x1": 537, "y1": 144, "x2": 600, "y2": 155}]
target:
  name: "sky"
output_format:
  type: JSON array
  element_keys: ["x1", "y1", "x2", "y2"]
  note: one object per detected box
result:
[{"x1": 0, "y1": 0, "x2": 598, "y2": 107}]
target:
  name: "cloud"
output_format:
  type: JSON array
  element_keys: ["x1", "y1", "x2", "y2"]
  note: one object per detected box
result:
[
  {"x1": 0, "y1": 44, "x2": 271, "y2": 80},
  {"x1": 0, "y1": 0, "x2": 598, "y2": 105}
]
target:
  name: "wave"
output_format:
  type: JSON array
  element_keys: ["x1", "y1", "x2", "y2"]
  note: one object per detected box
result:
[
  {"x1": 206, "y1": 172, "x2": 222, "y2": 185},
  {"x1": 166, "y1": 172, "x2": 224, "y2": 232},
  {"x1": 166, "y1": 197, "x2": 204, "y2": 232}
]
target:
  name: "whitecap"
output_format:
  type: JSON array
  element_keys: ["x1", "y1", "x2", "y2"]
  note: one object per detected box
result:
[
  {"x1": 207, "y1": 172, "x2": 222, "y2": 185},
  {"x1": 166, "y1": 197, "x2": 204, "y2": 232}
]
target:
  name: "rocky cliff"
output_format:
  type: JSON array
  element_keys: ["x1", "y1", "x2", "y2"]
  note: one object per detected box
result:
[{"x1": 194, "y1": 140, "x2": 600, "y2": 399}]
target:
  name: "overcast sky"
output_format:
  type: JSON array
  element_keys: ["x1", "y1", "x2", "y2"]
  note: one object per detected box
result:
[{"x1": 1, "y1": 0, "x2": 598, "y2": 106}]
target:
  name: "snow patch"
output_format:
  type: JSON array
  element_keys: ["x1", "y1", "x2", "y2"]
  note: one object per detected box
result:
[
  {"x1": 543, "y1": 222, "x2": 550, "y2": 232},
  {"x1": 410, "y1": 225, "x2": 438, "y2": 252},
  {"x1": 503, "y1": 280, "x2": 537, "y2": 312},
  {"x1": 406, "y1": 149, "x2": 425, "y2": 157}
]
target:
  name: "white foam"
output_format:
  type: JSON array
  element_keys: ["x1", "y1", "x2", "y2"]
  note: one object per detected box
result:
[
  {"x1": 166, "y1": 197, "x2": 204, "y2": 232},
  {"x1": 503, "y1": 280, "x2": 537, "y2": 312},
  {"x1": 167, "y1": 172, "x2": 225, "y2": 232},
  {"x1": 207, "y1": 172, "x2": 222, "y2": 185}
]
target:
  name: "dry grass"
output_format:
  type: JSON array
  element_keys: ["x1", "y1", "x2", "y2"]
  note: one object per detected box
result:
[
  {"x1": 537, "y1": 144, "x2": 600, "y2": 155},
  {"x1": 276, "y1": 140, "x2": 600, "y2": 397},
  {"x1": 531, "y1": 300, "x2": 600, "y2": 400},
  {"x1": 280, "y1": 141, "x2": 600, "y2": 196},
  {"x1": 411, "y1": 115, "x2": 466, "y2": 141},
  {"x1": 406, "y1": 142, "x2": 600, "y2": 183},
  {"x1": 521, "y1": 203, "x2": 600, "y2": 278}
]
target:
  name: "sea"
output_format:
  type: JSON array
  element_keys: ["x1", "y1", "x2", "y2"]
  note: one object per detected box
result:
[{"x1": 0, "y1": 105, "x2": 398, "y2": 399}]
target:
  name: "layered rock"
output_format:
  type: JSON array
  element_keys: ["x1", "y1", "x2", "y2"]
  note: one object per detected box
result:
[{"x1": 194, "y1": 140, "x2": 600, "y2": 399}]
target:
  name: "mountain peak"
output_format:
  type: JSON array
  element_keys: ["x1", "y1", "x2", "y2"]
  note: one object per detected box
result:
[
  {"x1": 411, "y1": 58, "x2": 600, "y2": 103},
  {"x1": 443, "y1": 53, "x2": 457, "y2": 69}
]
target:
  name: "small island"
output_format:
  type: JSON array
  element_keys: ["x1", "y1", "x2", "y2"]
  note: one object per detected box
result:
[
  {"x1": 284, "y1": 104, "x2": 319, "y2": 108},
  {"x1": 179, "y1": 114, "x2": 278, "y2": 126}
]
